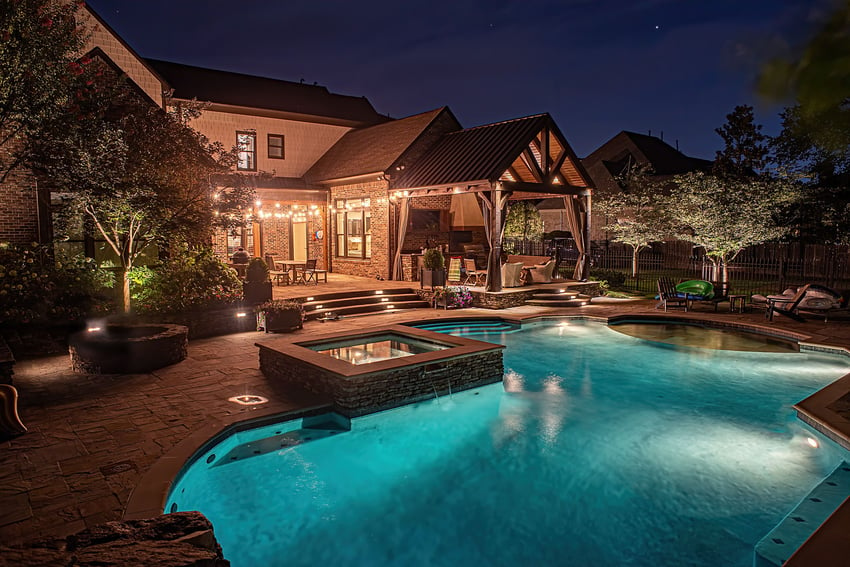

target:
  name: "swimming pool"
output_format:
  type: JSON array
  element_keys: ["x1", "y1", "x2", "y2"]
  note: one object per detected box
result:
[{"x1": 167, "y1": 319, "x2": 850, "y2": 566}]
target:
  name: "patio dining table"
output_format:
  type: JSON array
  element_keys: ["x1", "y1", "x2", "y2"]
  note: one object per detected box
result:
[{"x1": 275, "y1": 260, "x2": 306, "y2": 284}]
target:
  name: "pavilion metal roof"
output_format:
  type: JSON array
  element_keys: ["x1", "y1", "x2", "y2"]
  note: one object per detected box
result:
[{"x1": 391, "y1": 113, "x2": 592, "y2": 191}]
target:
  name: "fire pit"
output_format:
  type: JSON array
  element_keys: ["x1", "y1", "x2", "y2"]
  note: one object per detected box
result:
[{"x1": 69, "y1": 323, "x2": 188, "y2": 374}]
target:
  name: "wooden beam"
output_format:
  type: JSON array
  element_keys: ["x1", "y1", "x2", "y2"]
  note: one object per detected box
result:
[
  {"x1": 500, "y1": 180, "x2": 588, "y2": 195},
  {"x1": 520, "y1": 147, "x2": 545, "y2": 182}
]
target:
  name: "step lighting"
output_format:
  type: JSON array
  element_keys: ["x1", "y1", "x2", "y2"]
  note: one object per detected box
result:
[
  {"x1": 315, "y1": 305, "x2": 322, "y2": 309},
  {"x1": 386, "y1": 304, "x2": 395, "y2": 309},
  {"x1": 375, "y1": 291, "x2": 383, "y2": 295},
  {"x1": 235, "y1": 312, "x2": 247, "y2": 318},
  {"x1": 306, "y1": 297, "x2": 314, "y2": 301},
  {"x1": 381, "y1": 298, "x2": 388, "y2": 302}
]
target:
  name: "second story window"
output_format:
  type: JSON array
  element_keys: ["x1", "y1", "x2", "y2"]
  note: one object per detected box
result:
[
  {"x1": 237, "y1": 131, "x2": 256, "y2": 171},
  {"x1": 268, "y1": 134, "x2": 285, "y2": 159}
]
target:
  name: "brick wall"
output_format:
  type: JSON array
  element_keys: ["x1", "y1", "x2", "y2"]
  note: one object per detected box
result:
[
  {"x1": 0, "y1": 135, "x2": 46, "y2": 246},
  {"x1": 329, "y1": 180, "x2": 390, "y2": 279}
]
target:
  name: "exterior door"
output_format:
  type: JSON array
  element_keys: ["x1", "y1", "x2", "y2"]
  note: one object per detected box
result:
[{"x1": 291, "y1": 220, "x2": 307, "y2": 261}]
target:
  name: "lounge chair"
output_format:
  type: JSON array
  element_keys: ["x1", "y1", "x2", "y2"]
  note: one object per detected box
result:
[
  {"x1": 757, "y1": 284, "x2": 845, "y2": 322},
  {"x1": 656, "y1": 277, "x2": 689, "y2": 311},
  {"x1": 501, "y1": 262, "x2": 524, "y2": 288}
]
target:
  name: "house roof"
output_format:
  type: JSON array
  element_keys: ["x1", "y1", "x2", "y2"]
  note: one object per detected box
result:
[
  {"x1": 145, "y1": 59, "x2": 387, "y2": 126},
  {"x1": 393, "y1": 113, "x2": 592, "y2": 190},
  {"x1": 584, "y1": 131, "x2": 712, "y2": 178},
  {"x1": 305, "y1": 108, "x2": 455, "y2": 183}
]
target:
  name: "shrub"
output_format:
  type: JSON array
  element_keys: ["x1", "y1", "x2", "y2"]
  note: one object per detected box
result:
[
  {"x1": 423, "y1": 248, "x2": 445, "y2": 270},
  {"x1": 0, "y1": 242, "x2": 114, "y2": 327},
  {"x1": 133, "y1": 248, "x2": 243, "y2": 314},
  {"x1": 588, "y1": 268, "x2": 627, "y2": 287},
  {"x1": 255, "y1": 299, "x2": 305, "y2": 319},
  {"x1": 245, "y1": 257, "x2": 270, "y2": 283}
]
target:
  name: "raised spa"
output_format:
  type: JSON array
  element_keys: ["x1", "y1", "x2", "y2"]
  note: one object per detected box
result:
[{"x1": 257, "y1": 325, "x2": 504, "y2": 416}]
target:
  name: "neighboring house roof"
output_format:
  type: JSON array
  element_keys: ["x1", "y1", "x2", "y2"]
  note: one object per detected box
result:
[
  {"x1": 145, "y1": 59, "x2": 387, "y2": 126},
  {"x1": 582, "y1": 131, "x2": 712, "y2": 192},
  {"x1": 305, "y1": 108, "x2": 457, "y2": 183},
  {"x1": 393, "y1": 113, "x2": 592, "y2": 190}
]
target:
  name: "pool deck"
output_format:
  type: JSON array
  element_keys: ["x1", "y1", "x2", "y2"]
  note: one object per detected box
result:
[{"x1": 2, "y1": 278, "x2": 850, "y2": 563}]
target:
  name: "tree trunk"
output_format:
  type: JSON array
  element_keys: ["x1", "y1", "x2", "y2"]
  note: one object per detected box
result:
[
  {"x1": 119, "y1": 267, "x2": 131, "y2": 313},
  {"x1": 631, "y1": 246, "x2": 639, "y2": 278}
]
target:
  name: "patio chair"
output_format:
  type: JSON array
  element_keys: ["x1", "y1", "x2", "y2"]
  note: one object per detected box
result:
[
  {"x1": 656, "y1": 277, "x2": 689, "y2": 312},
  {"x1": 462, "y1": 258, "x2": 486, "y2": 286},
  {"x1": 298, "y1": 259, "x2": 319, "y2": 285},
  {"x1": 764, "y1": 284, "x2": 811, "y2": 322},
  {"x1": 264, "y1": 254, "x2": 289, "y2": 286},
  {"x1": 529, "y1": 260, "x2": 555, "y2": 283},
  {"x1": 501, "y1": 262, "x2": 524, "y2": 288}
]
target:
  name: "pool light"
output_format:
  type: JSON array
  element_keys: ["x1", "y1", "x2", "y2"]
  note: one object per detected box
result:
[{"x1": 806, "y1": 437, "x2": 819, "y2": 448}]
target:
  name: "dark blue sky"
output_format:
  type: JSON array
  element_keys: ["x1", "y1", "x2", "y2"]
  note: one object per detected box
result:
[{"x1": 88, "y1": 0, "x2": 829, "y2": 159}]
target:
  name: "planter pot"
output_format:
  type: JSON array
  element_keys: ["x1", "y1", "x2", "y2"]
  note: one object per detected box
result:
[
  {"x1": 257, "y1": 310, "x2": 303, "y2": 333},
  {"x1": 243, "y1": 281, "x2": 273, "y2": 304},
  {"x1": 420, "y1": 269, "x2": 446, "y2": 289}
]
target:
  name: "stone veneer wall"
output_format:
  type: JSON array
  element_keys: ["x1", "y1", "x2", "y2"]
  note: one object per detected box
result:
[
  {"x1": 259, "y1": 347, "x2": 504, "y2": 417},
  {"x1": 469, "y1": 281, "x2": 603, "y2": 309},
  {"x1": 329, "y1": 179, "x2": 391, "y2": 279},
  {"x1": 112, "y1": 306, "x2": 257, "y2": 339}
]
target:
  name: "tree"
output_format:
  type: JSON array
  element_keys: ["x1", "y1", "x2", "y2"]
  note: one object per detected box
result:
[
  {"x1": 32, "y1": 60, "x2": 254, "y2": 312},
  {"x1": 713, "y1": 105, "x2": 769, "y2": 179},
  {"x1": 669, "y1": 172, "x2": 801, "y2": 284},
  {"x1": 503, "y1": 201, "x2": 543, "y2": 241},
  {"x1": 0, "y1": 0, "x2": 87, "y2": 180},
  {"x1": 757, "y1": 1, "x2": 850, "y2": 157},
  {"x1": 596, "y1": 167, "x2": 671, "y2": 277}
]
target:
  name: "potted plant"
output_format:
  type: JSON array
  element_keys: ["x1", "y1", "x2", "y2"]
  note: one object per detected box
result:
[
  {"x1": 432, "y1": 286, "x2": 473, "y2": 309},
  {"x1": 243, "y1": 257, "x2": 273, "y2": 304},
  {"x1": 256, "y1": 299, "x2": 304, "y2": 333},
  {"x1": 420, "y1": 248, "x2": 446, "y2": 289}
]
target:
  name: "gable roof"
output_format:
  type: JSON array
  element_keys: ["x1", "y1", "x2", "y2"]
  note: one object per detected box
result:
[
  {"x1": 584, "y1": 131, "x2": 712, "y2": 178},
  {"x1": 145, "y1": 59, "x2": 387, "y2": 126},
  {"x1": 305, "y1": 108, "x2": 457, "y2": 183},
  {"x1": 393, "y1": 113, "x2": 592, "y2": 190}
]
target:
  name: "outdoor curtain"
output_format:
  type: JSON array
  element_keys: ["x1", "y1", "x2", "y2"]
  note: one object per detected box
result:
[
  {"x1": 478, "y1": 190, "x2": 510, "y2": 291},
  {"x1": 564, "y1": 195, "x2": 588, "y2": 280},
  {"x1": 392, "y1": 197, "x2": 410, "y2": 280}
]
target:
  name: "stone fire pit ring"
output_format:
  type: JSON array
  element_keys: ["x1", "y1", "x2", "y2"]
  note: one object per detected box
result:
[{"x1": 69, "y1": 323, "x2": 189, "y2": 374}]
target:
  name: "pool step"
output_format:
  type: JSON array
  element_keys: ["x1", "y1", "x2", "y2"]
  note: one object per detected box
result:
[
  {"x1": 754, "y1": 461, "x2": 850, "y2": 567},
  {"x1": 210, "y1": 413, "x2": 350, "y2": 467},
  {"x1": 412, "y1": 320, "x2": 521, "y2": 335},
  {"x1": 526, "y1": 290, "x2": 592, "y2": 307}
]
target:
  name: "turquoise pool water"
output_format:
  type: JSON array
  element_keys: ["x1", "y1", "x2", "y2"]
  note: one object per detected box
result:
[{"x1": 167, "y1": 320, "x2": 850, "y2": 566}]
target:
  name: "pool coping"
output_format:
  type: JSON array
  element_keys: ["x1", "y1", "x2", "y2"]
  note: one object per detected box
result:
[{"x1": 125, "y1": 313, "x2": 850, "y2": 563}]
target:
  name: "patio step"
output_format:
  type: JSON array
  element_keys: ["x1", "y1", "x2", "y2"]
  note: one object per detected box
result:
[
  {"x1": 526, "y1": 290, "x2": 592, "y2": 307},
  {"x1": 754, "y1": 461, "x2": 850, "y2": 567},
  {"x1": 307, "y1": 299, "x2": 430, "y2": 320},
  {"x1": 302, "y1": 292, "x2": 422, "y2": 311},
  {"x1": 297, "y1": 287, "x2": 418, "y2": 303}
]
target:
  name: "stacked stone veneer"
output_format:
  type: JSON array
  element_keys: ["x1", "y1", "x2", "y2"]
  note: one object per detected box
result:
[
  {"x1": 469, "y1": 281, "x2": 603, "y2": 309},
  {"x1": 259, "y1": 346, "x2": 504, "y2": 417}
]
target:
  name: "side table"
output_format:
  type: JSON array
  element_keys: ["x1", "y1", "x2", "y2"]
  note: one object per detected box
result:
[{"x1": 728, "y1": 294, "x2": 747, "y2": 313}]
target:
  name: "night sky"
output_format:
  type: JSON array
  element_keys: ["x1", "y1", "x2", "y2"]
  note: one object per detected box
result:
[{"x1": 87, "y1": 0, "x2": 829, "y2": 160}]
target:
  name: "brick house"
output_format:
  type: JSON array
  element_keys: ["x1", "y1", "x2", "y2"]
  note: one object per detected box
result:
[{"x1": 1, "y1": 4, "x2": 594, "y2": 289}]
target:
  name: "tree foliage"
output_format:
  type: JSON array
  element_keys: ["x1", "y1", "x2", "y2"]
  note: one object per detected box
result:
[
  {"x1": 31, "y1": 59, "x2": 254, "y2": 311},
  {"x1": 669, "y1": 172, "x2": 801, "y2": 281},
  {"x1": 503, "y1": 201, "x2": 544, "y2": 241},
  {"x1": 757, "y1": 1, "x2": 850, "y2": 157},
  {"x1": 713, "y1": 105, "x2": 768, "y2": 179},
  {"x1": 0, "y1": 0, "x2": 87, "y2": 179},
  {"x1": 596, "y1": 166, "x2": 672, "y2": 276}
]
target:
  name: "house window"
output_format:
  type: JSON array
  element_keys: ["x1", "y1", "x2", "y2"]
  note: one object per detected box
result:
[
  {"x1": 268, "y1": 134, "x2": 285, "y2": 159},
  {"x1": 334, "y1": 198, "x2": 371, "y2": 259},
  {"x1": 237, "y1": 131, "x2": 256, "y2": 171}
]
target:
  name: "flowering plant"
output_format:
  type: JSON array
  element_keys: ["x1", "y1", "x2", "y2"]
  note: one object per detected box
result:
[
  {"x1": 254, "y1": 299, "x2": 305, "y2": 320},
  {"x1": 431, "y1": 286, "x2": 473, "y2": 309}
]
